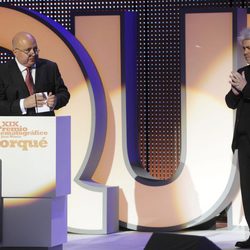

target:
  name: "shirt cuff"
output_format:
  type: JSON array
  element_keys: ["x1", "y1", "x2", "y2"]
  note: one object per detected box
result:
[{"x1": 20, "y1": 99, "x2": 27, "y2": 114}]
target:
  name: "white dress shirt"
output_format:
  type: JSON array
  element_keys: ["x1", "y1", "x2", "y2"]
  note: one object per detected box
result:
[{"x1": 15, "y1": 58, "x2": 36, "y2": 114}]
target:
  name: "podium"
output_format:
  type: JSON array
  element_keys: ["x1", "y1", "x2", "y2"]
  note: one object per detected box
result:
[{"x1": 0, "y1": 116, "x2": 70, "y2": 249}]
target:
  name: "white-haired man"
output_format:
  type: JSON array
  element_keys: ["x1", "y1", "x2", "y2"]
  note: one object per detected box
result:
[{"x1": 226, "y1": 27, "x2": 250, "y2": 248}]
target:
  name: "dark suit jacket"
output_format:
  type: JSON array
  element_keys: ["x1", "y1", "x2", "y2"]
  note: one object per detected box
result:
[
  {"x1": 225, "y1": 65, "x2": 250, "y2": 151},
  {"x1": 0, "y1": 58, "x2": 70, "y2": 116}
]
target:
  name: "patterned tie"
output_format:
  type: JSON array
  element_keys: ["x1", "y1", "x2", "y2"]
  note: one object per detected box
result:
[{"x1": 25, "y1": 67, "x2": 34, "y2": 95}]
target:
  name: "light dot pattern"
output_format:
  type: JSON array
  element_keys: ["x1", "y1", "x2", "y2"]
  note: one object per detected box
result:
[{"x1": 0, "y1": 49, "x2": 14, "y2": 64}]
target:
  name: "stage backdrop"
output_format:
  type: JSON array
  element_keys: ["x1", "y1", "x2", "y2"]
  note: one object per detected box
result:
[{"x1": 0, "y1": 5, "x2": 249, "y2": 233}]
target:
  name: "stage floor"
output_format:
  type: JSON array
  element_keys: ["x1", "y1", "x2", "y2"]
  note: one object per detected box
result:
[{"x1": 64, "y1": 226, "x2": 250, "y2": 250}]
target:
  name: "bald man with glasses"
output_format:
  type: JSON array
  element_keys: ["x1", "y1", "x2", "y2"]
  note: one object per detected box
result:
[{"x1": 0, "y1": 31, "x2": 70, "y2": 116}]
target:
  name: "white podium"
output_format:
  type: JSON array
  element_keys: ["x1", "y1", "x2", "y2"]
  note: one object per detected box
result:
[{"x1": 0, "y1": 116, "x2": 70, "y2": 249}]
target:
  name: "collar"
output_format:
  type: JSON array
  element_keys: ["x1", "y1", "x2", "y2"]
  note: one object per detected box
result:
[{"x1": 15, "y1": 58, "x2": 36, "y2": 72}]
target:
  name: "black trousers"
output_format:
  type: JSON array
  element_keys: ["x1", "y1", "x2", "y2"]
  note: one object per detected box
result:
[{"x1": 238, "y1": 135, "x2": 250, "y2": 228}]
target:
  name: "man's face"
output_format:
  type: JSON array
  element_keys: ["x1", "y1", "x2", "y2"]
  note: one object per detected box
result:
[
  {"x1": 13, "y1": 36, "x2": 38, "y2": 68},
  {"x1": 242, "y1": 39, "x2": 250, "y2": 64}
]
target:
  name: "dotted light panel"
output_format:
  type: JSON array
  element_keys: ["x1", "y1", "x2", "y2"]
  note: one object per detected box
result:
[
  {"x1": 0, "y1": 0, "x2": 245, "y2": 179},
  {"x1": 0, "y1": 48, "x2": 13, "y2": 64}
]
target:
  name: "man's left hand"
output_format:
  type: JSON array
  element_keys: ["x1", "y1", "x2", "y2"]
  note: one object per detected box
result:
[
  {"x1": 46, "y1": 92, "x2": 57, "y2": 109},
  {"x1": 230, "y1": 71, "x2": 247, "y2": 92}
]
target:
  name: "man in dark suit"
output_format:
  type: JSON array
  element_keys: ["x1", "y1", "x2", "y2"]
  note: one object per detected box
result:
[
  {"x1": 0, "y1": 31, "x2": 70, "y2": 116},
  {"x1": 226, "y1": 28, "x2": 250, "y2": 248}
]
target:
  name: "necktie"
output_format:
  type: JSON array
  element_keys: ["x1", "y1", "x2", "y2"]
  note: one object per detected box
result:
[{"x1": 25, "y1": 67, "x2": 34, "y2": 95}]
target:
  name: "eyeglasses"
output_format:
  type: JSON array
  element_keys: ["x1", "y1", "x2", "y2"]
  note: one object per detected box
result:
[{"x1": 15, "y1": 47, "x2": 40, "y2": 55}]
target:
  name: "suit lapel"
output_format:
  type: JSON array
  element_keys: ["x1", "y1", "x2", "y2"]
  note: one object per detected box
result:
[
  {"x1": 245, "y1": 66, "x2": 250, "y2": 81},
  {"x1": 8, "y1": 60, "x2": 29, "y2": 97},
  {"x1": 34, "y1": 59, "x2": 44, "y2": 92}
]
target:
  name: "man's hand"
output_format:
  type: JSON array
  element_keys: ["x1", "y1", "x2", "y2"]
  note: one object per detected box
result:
[
  {"x1": 47, "y1": 92, "x2": 57, "y2": 109},
  {"x1": 230, "y1": 71, "x2": 247, "y2": 94},
  {"x1": 23, "y1": 94, "x2": 46, "y2": 109}
]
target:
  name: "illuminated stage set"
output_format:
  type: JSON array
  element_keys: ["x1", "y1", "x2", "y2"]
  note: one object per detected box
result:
[{"x1": 0, "y1": 1, "x2": 250, "y2": 250}]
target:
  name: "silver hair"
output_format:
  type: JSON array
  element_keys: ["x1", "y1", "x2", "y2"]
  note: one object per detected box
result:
[{"x1": 238, "y1": 28, "x2": 250, "y2": 44}]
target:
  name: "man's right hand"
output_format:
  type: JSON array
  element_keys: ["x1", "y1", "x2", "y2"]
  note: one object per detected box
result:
[{"x1": 23, "y1": 94, "x2": 46, "y2": 109}]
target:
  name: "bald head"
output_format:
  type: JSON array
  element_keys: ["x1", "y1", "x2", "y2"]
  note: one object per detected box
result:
[
  {"x1": 12, "y1": 32, "x2": 38, "y2": 67},
  {"x1": 12, "y1": 32, "x2": 36, "y2": 50}
]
